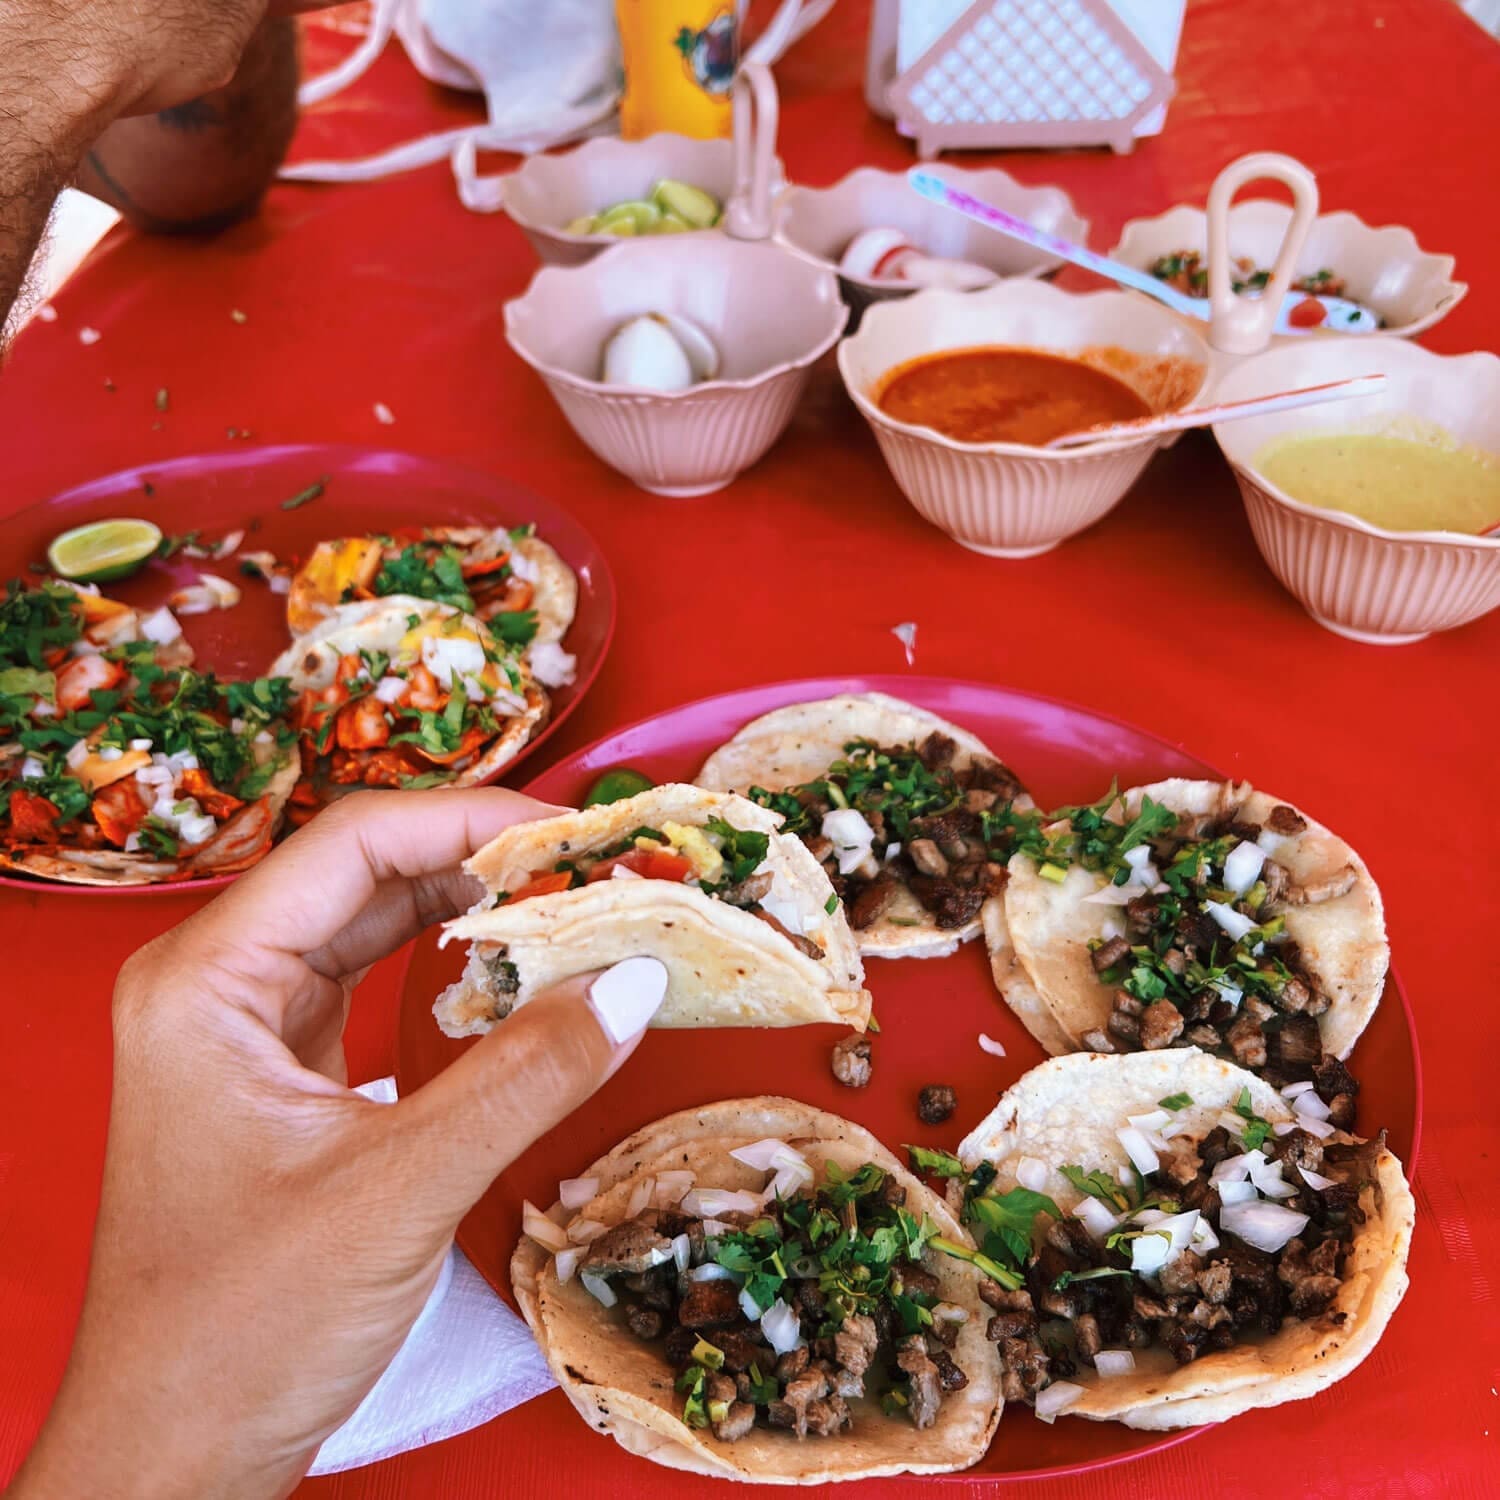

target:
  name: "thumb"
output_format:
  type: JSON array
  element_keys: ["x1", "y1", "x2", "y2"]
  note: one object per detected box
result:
[{"x1": 394, "y1": 957, "x2": 669, "y2": 1219}]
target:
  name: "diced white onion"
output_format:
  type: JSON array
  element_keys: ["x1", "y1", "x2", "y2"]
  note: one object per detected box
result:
[
  {"x1": 1123, "y1": 845, "x2": 1154, "y2": 872},
  {"x1": 1294, "y1": 1090, "x2": 1332, "y2": 1122},
  {"x1": 98, "y1": 744, "x2": 123, "y2": 762},
  {"x1": 681, "y1": 1187, "x2": 761, "y2": 1218},
  {"x1": 1100, "y1": 918, "x2": 1124, "y2": 942},
  {"x1": 690, "y1": 1263, "x2": 737, "y2": 1282},
  {"x1": 374, "y1": 675, "x2": 406, "y2": 704},
  {"x1": 883, "y1": 841, "x2": 902, "y2": 863},
  {"x1": 891, "y1": 620, "x2": 917, "y2": 664},
  {"x1": 1130, "y1": 1231, "x2": 1169, "y2": 1275},
  {"x1": 580, "y1": 1271, "x2": 616, "y2": 1307},
  {"x1": 177, "y1": 812, "x2": 217, "y2": 847},
  {"x1": 1299, "y1": 1168, "x2": 1336, "y2": 1191},
  {"x1": 1217, "y1": 1110, "x2": 1247, "y2": 1137},
  {"x1": 269, "y1": 573, "x2": 291, "y2": 595},
  {"x1": 1222, "y1": 840, "x2": 1266, "y2": 896},
  {"x1": 1015, "y1": 1157, "x2": 1049, "y2": 1192},
  {"x1": 65, "y1": 739, "x2": 90, "y2": 770},
  {"x1": 1248, "y1": 1157, "x2": 1297, "y2": 1201},
  {"x1": 558, "y1": 1176, "x2": 599, "y2": 1211},
  {"x1": 1219, "y1": 1199, "x2": 1310, "y2": 1253},
  {"x1": 1280, "y1": 1080, "x2": 1316, "y2": 1099},
  {"x1": 1205, "y1": 901, "x2": 1256, "y2": 943},
  {"x1": 1035, "y1": 1381, "x2": 1084, "y2": 1422},
  {"x1": 1273, "y1": 1121, "x2": 1298, "y2": 1137},
  {"x1": 19, "y1": 755, "x2": 45, "y2": 781},
  {"x1": 554, "y1": 1247, "x2": 581, "y2": 1283},
  {"x1": 200, "y1": 573, "x2": 240, "y2": 607},
  {"x1": 655, "y1": 1170, "x2": 695, "y2": 1207},
  {"x1": 738, "y1": 1287, "x2": 763, "y2": 1322},
  {"x1": 1093, "y1": 1350, "x2": 1136, "y2": 1379},
  {"x1": 507, "y1": 548, "x2": 540, "y2": 583},
  {"x1": 730, "y1": 1138, "x2": 791, "y2": 1172},
  {"x1": 1211, "y1": 1152, "x2": 1253, "y2": 1184},
  {"x1": 1128, "y1": 1110, "x2": 1171, "y2": 1133},
  {"x1": 1075, "y1": 1196, "x2": 1120, "y2": 1239},
  {"x1": 30, "y1": 698, "x2": 57, "y2": 718},
  {"x1": 212, "y1": 529, "x2": 245, "y2": 559},
  {"x1": 522, "y1": 1199, "x2": 569, "y2": 1253},
  {"x1": 1256, "y1": 830, "x2": 1286, "y2": 856},
  {"x1": 1153, "y1": 1210, "x2": 1201, "y2": 1260},
  {"x1": 123, "y1": 832, "x2": 143, "y2": 853},
  {"x1": 565, "y1": 1218, "x2": 608, "y2": 1245},
  {"x1": 672, "y1": 1233, "x2": 692, "y2": 1272},
  {"x1": 529, "y1": 641, "x2": 577, "y2": 689},
  {"x1": 821, "y1": 808, "x2": 877, "y2": 876},
  {"x1": 140, "y1": 606, "x2": 183, "y2": 644},
  {"x1": 626, "y1": 1177, "x2": 656, "y2": 1217},
  {"x1": 701, "y1": 1219, "x2": 732, "y2": 1236},
  {"x1": 610, "y1": 863, "x2": 644, "y2": 879},
  {"x1": 128, "y1": 737, "x2": 152, "y2": 752},
  {"x1": 1299, "y1": 1116, "x2": 1336, "y2": 1139},
  {"x1": 1213, "y1": 982, "x2": 1243, "y2": 1011},
  {"x1": 1116, "y1": 1165, "x2": 1134, "y2": 1186},
  {"x1": 1217, "y1": 1180, "x2": 1258, "y2": 1204},
  {"x1": 760, "y1": 1298, "x2": 801, "y2": 1355},
  {"x1": 421, "y1": 632, "x2": 486, "y2": 688},
  {"x1": 1116, "y1": 1126, "x2": 1159, "y2": 1176},
  {"x1": 1190, "y1": 1216, "x2": 1220, "y2": 1253}
]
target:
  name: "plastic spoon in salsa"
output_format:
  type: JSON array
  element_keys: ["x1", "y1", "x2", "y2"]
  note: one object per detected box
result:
[
  {"x1": 1045, "y1": 373, "x2": 1388, "y2": 450},
  {"x1": 909, "y1": 171, "x2": 1382, "y2": 336}
]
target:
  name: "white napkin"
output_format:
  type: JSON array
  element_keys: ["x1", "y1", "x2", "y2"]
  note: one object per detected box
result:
[{"x1": 308, "y1": 1077, "x2": 556, "y2": 1475}]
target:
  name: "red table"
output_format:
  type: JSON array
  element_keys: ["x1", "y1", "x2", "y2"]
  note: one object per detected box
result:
[{"x1": 3, "y1": 1, "x2": 1498, "y2": 1494}]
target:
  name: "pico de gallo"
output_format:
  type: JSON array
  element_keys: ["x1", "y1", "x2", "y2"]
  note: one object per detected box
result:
[
  {"x1": 0, "y1": 580, "x2": 297, "y2": 876},
  {"x1": 282, "y1": 607, "x2": 541, "y2": 818}
]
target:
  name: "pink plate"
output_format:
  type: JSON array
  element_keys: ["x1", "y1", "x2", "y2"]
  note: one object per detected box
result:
[
  {"x1": 395, "y1": 675, "x2": 1420, "y2": 1483},
  {"x1": 1, "y1": 444, "x2": 616, "y2": 893}
]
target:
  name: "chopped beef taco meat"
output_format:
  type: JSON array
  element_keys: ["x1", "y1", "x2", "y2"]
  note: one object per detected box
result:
[
  {"x1": 831, "y1": 1034, "x2": 873, "y2": 1089},
  {"x1": 534, "y1": 1154, "x2": 976, "y2": 1444},
  {"x1": 746, "y1": 735, "x2": 1032, "y2": 935},
  {"x1": 918, "y1": 1085, "x2": 958, "y2": 1124}
]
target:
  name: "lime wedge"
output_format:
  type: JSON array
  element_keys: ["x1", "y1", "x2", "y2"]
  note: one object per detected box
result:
[
  {"x1": 564, "y1": 214, "x2": 599, "y2": 235},
  {"x1": 597, "y1": 200, "x2": 661, "y2": 235},
  {"x1": 46, "y1": 518, "x2": 163, "y2": 582},
  {"x1": 583, "y1": 767, "x2": 655, "y2": 807},
  {"x1": 652, "y1": 179, "x2": 720, "y2": 229}
]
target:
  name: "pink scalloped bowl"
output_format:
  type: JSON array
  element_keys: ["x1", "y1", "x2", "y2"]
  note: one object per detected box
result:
[
  {"x1": 1110, "y1": 201, "x2": 1465, "y2": 342},
  {"x1": 775, "y1": 163, "x2": 1088, "y2": 317},
  {"x1": 1211, "y1": 338, "x2": 1500, "y2": 644},
  {"x1": 505, "y1": 236, "x2": 844, "y2": 497},
  {"x1": 838, "y1": 281, "x2": 1209, "y2": 558},
  {"x1": 499, "y1": 133, "x2": 784, "y2": 267}
]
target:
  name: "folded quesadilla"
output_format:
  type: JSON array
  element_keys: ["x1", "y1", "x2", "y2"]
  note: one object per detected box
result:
[
  {"x1": 695, "y1": 693, "x2": 1033, "y2": 960},
  {"x1": 931, "y1": 1050, "x2": 1412, "y2": 1429},
  {"x1": 514, "y1": 1098, "x2": 1004, "y2": 1482},
  {"x1": 434, "y1": 785, "x2": 869, "y2": 1036}
]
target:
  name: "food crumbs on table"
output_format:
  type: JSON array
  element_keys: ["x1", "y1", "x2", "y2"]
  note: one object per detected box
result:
[
  {"x1": 831, "y1": 1034, "x2": 872, "y2": 1088},
  {"x1": 103, "y1": 378, "x2": 115, "y2": 392},
  {"x1": 230, "y1": 309, "x2": 248, "y2": 324},
  {"x1": 917, "y1": 1084, "x2": 957, "y2": 1123},
  {"x1": 280, "y1": 476, "x2": 329, "y2": 511},
  {"x1": 155, "y1": 388, "x2": 169, "y2": 412},
  {"x1": 78, "y1": 326, "x2": 100, "y2": 344},
  {"x1": 36, "y1": 303, "x2": 57, "y2": 322},
  {"x1": 373, "y1": 402, "x2": 395, "y2": 425}
]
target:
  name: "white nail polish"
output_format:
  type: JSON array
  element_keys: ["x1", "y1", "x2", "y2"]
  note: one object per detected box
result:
[{"x1": 588, "y1": 957, "x2": 669, "y2": 1044}]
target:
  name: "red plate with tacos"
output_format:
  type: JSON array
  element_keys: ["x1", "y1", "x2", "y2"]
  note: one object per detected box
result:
[
  {"x1": 0, "y1": 445, "x2": 615, "y2": 892},
  {"x1": 396, "y1": 675, "x2": 1420, "y2": 1483}
]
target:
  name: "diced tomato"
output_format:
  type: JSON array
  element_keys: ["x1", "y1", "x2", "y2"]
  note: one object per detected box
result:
[
  {"x1": 179, "y1": 768, "x2": 245, "y2": 821},
  {"x1": 408, "y1": 724, "x2": 488, "y2": 767},
  {"x1": 54, "y1": 654, "x2": 126, "y2": 711},
  {"x1": 506, "y1": 870, "x2": 575, "y2": 903},
  {"x1": 288, "y1": 777, "x2": 320, "y2": 807},
  {"x1": 407, "y1": 664, "x2": 443, "y2": 711},
  {"x1": 6, "y1": 789, "x2": 61, "y2": 843},
  {"x1": 586, "y1": 849, "x2": 694, "y2": 885},
  {"x1": 91, "y1": 778, "x2": 149, "y2": 847},
  {"x1": 1288, "y1": 296, "x2": 1326, "y2": 328},
  {"x1": 461, "y1": 554, "x2": 512, "y2": 579},
  {"x1": 335, "y1": 695, "x2": 391, "y2": 751}
]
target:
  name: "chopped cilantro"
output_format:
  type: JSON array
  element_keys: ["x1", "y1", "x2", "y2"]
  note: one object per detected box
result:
[
  {"x1": 703, "y1": 816, "x2": 769, "y2": 887},
  {"x1": 374, "y1": 543, "x2": 475, "y2": 613},
  {"x1": 824, "y1": 892, "x2": 839, "y2": 914},
  {"x1": 280, "y1": 476, "x2": 328, "y2": 511},
  {"x1": 1234, "y1": 1087, "x2": 1274, "y2": 1150},
  {"x1": 1159, "y1": 1092, "x2": 1193, "y2": 1111},
  {"x1": 905, "y1": 1145, "x2": 966, "y2": 1178},
  {"x1": 1050, "y1": 1265, "x2": 1133, "y2": 1292}
]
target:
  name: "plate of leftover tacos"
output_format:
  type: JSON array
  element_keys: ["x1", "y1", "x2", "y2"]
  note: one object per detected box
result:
[
  {"x1": 0, "y1": 444, "x2": 614, "y2": 890},
  {"x1": 397, "y1": 674, "x2": 1418, "y2": 1482}
]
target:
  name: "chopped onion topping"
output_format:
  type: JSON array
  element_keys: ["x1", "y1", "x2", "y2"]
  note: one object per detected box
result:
[
  {"x1": 738, "y1": 1287, "x2": 763, "y2": 1322},
  {"x1": 1152, "y1": 1210, "x2": 1201, "y2": 1259},
  {"x1": 554, "y1": 1247, "x2": 581, "y2": 1283},
  {"x1": 565, "y1": 1218, "x2": 608, "y2": 1245},
  {"x1": 1212, "y1": 982, "x2": 1244, "y2": 1011},
  {"x1": 1093, "y1": 1350, "x2": 1136, "y2": 1378},
  {"x1": 1298, "y1": 1115, "x2": 1336, "y2": 1139},
  {"x1": 1205, "y1": 901, "x2": 1256, "y2": 943},
  {"x1": 1219, "y1": 1199, "x2": 1309, "y2": 1254},
  {"x1": 1246, "y1": 1154, "x2": 1296, "y2": 1200},
  {"x1": 1217, "y1": 1110, "x2": 1247, "y2": 1137},
  {"x1": 508, "y1": 548, "x2": 540, "y2": 583},
  {"x1": 1116, "y1": 1126, "x2": 1159, "y2": 1176},
  {"x1": 655, "y1": 1170, "x2": 695, "y2": 1207},
  {"x1": 760, "y1": 1298, "x2": 801, "y2": 1355},
  {"x1": 626, "y1": 1177, "x2": 656, "y2": 1217},
  {"x1": 1256, "y1": 830, "x2": 1287, "y2": 856},
  {"x1": 1128, "y1": 1109, "x2": 1171, "y2": 1134},
  {"x1": 1299, "y1": 1167, "x2": 1336, "y2": 1191},
  {"x1": 1015, "y1": 1157, "x2": 1049, "y2": 1192},
  {"x1": 682, "y1": 1188, "x2": 761, "y2": 1218},
  {"x1": 1272, "y1": 1121, "x2": 1298, "y2": 1137},
  {"x1": 522, "y1": 1199, "x2": 568, "y2": 1253},
  {"x1": 1222, "y1": 840, "x2": 1266, "y2": 896},
  {"x1": 1075, "y1": 1196, "x2": 1119, "y2": 1239},
  {"x1": 1190, "y1": 1216, "x2": 1220, "y2": 1253},
  {"x1": 690, "y1": 1263, "x2": 737, "y2": 1282},
  {"x1": 1217, "y1": 1180, "x2": 1257, "y2": 1205},
  {"x1": 1122, "y1": 845, "x2": 1154, "y2": 872},
  {"x1": 19, "y1": 755, "x2": 45, "y2": 781},
  {"x1": 558, "y1": 1176, "x2": 599, "y2": 1211},
  {"x1": 580, "y1": 1270, "x2": 617, "y2": 1307},
  {"x1": 1280, "y1": 1079, "x2": 1317, "y2": 1099},
  {"x1": 891, "y1": 620, "x2": 917, "y2": 665},
  {"x1": 672, "y1": 1233, "x2": 692, "y2": 1272},
  {"x1": 1035, "y1": 1381, "x2": 1084, "y2": 1422},
  {"x1": 610, "y1": 863, "x2": 644, "y2": 879},
  {"x1": 140, "y1": 606, "x2": 184, "y2": 644},
  {"x1": 730, "y1": 1138, "x2": 791, "y2": 1172},
  {"x1": 978, "y1": 1032, "x2": 1007, "y2": 1057},
  {"x1": 1129, "y1": 1230, "x2": 1170, "y2": 1275},
  {"x1": 821, "y1": 808, "x2": 877, "y2": 877},
  {"x1": 530, "y1": 641, "x2": 577, "y2": 689},
  {"x1": 1211, "y1": 1151, "x2": 1254, "y2": 1184},
  {"x1": 374, "y1": 675, "x2": 407, "y2": 704},
  {"x1": 1294, "y1": 1090, "x2": 1332, "y2": 1122},
  {"x1": 65, "y1": 739, "x2": 90, "y2": 770}
]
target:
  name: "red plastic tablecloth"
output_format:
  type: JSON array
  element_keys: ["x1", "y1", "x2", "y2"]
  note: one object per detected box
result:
[{"x1": 3, "y1": 2, "x2": 1499, "y2": 1494}]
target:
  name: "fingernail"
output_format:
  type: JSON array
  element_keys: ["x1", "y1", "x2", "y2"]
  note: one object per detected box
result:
[{"x1": 587, "y1": 957, "x2": 669, "y2": 1045}]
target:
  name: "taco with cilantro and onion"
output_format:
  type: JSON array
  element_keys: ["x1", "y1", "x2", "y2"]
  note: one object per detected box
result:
[
  {"x1": 513, "y1": 1098, "x2": 1003, "y2": 1481},
  {"x1": 270, "y1": 594, "x2": 548, "y2": 819},
  {"x1": 284, "y1": 524, "x2": 577, "y2": 688},
  {"x1": 0, "y1": 579, "x2": 298, "y2": 885},
  {"x1": 694, "y1": 693, "x2": 1035, "y2": 961},
  {"x1": 930, "y1": 1050, "x2": 1412, "y2": 1429},
  {"x1": 987, "y1": 779, "x2": 1387, "y2": 1090},
  {"x1": 434, "y1": 785, "x2": 869, "y2": 1037}
]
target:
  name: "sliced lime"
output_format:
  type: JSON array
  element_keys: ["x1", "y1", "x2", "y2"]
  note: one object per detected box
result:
[
  {"x1": 46, "y1": 518, "x2": 163, "y2": 582},
  {"x1": 564, "y1": 214, "x2": 599, "y2": 235},
  {"x1": 657, "y1": 213, "x2": 694, "y2": 234},
  {"x1": 583, "y1": 767, "x2": 655, "y2": 807},
  {"x1": 652, "y1": 179, "x2": 720, "y2": 229},
  {"x1": 597, "y1": 200, "x2": 661, "y2": 235}
]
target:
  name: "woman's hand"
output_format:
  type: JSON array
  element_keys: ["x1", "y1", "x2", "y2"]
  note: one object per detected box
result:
[{"x1": 12, "y1": 789, "x2": 668, "y2": 1500}]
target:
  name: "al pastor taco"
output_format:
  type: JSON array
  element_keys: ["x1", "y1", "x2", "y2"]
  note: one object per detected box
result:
[
  {"x1": 932, "y1": 1050, "x2": 1412, "y2": 1430},
  {"x1": 434, "y1": 785, "x2": 869, "y2": 1036},
  {"x1": 0, "y1": 580, "x2": 297, "y2": 885},
  {"x1": 695, "y1": 693, "x2": 1033, "y2": 960},
  {"x1": 989, "y1": 779, "x2": 1387, "y2": 1089},
  {"x1": 513, "y1": 1098, "x2": 1003, "y2": 1482},
  {"x1": 270, "y1": 595, "x2": 547, "y2": 819}
]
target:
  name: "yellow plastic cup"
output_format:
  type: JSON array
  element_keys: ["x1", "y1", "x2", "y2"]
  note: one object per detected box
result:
[{"x1": 617, "y1": 0, "x2": 739, "y2": 140}]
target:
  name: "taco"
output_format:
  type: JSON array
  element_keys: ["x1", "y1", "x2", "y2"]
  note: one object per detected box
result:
[
  {"x1": 513, "y1": 1098, "x2": 1003, "y2": 1482},
  {"x1": 1, "y1": 579, "x2": 297, "y2": 885},
  {"x1": 285, "y1": 524, "x2": 577, "y2": 675},
  {"x1": 989, "y1": 779, "x2": 1387, "y2": 1091},
  {"x1": 434, "y1": 785, "x2": 869, "y2": 1036},
  {"x1": 934, "y1": 1050, "x2": 1412, "y2": 1430},
  {"x1": 695, "y1": 693, "x2": 1033, "y2": 960},
  {"x1": 270, "y1": 595, "x2": 547, "y2": 819}
]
